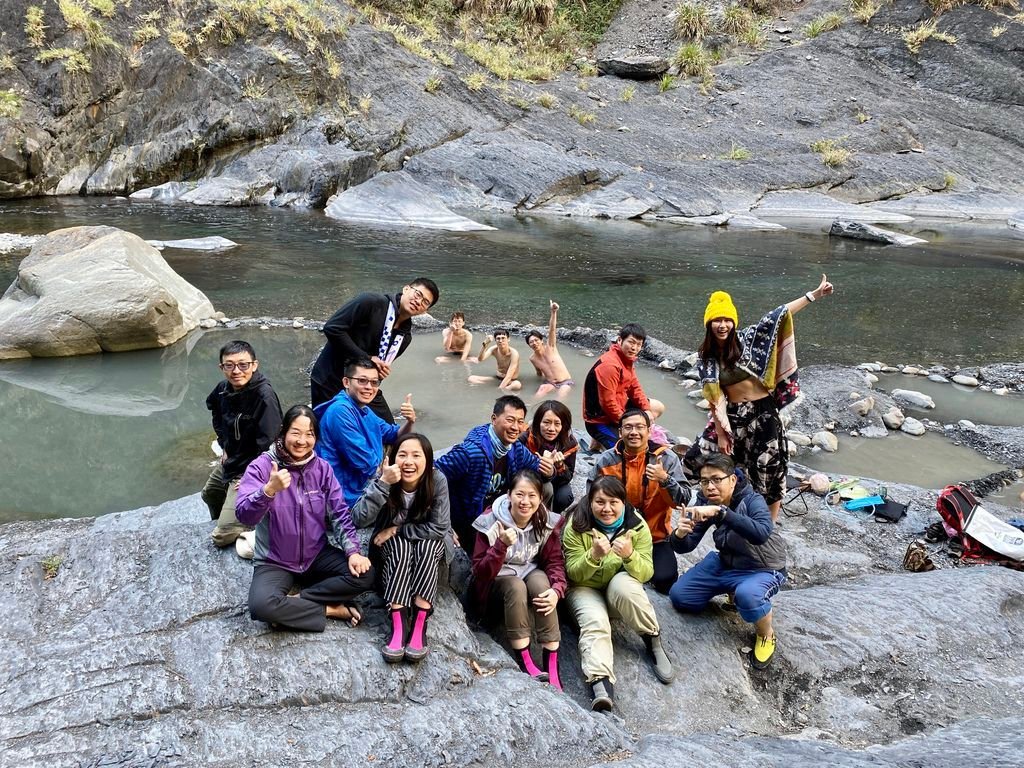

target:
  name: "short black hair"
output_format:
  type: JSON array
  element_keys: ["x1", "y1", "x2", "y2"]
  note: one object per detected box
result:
[
  {"x1": 411, "y1": 277, "x2": 439, "y2": 306},
  {"x1": 619, "y1": 408, "x2": 651, "y2": 428},
  {"x1": 344, "y1": 357, "x2": 377, "y2": 378},
  {"x1": 492, "y1": 394, "x2": 527, "y2": 417},
  {"x1": 494, "y1": 328, "x2": 510, "y2": 339},
  {"x1": 219, "y1": 340, "x2": 256, "y2": 362},
  {"x1": 618, "y1": 323, "x2": 647, "y2": 343},
  {"x1": 525, "y1": 330, "x2": 543, "y2": 343},
  {"x1": 697, "y1": 453, "x2": 735, "y2": 475}
]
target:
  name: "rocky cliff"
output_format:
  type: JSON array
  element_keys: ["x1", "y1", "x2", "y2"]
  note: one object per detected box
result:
[{"x1": 1, "y1": 0, "x2": 1022, "y2": 222}]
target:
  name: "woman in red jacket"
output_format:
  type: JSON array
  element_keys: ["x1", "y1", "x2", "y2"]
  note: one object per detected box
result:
[{"x1": 470, "y1": 470, "x2": 566, "y2": 690}]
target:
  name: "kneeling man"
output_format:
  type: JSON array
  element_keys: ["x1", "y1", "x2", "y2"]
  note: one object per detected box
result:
[{"x1": 668, "y1": 453, "x2": 786, "y2": 669}]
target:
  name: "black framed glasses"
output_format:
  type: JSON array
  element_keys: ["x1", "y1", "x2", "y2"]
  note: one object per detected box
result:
[
  {"x1": 219, "y1": 361, "x2": 254, "y2": 372},
  {"x1": 698, "y1": 475, "x2": 731, "y2": 488}
]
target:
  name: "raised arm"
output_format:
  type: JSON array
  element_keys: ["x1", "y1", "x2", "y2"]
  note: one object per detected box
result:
[
  {"x1": 478, "y1": 335, "x2": 496, "y2": 362},
  {"x1": 547, "y1": 300, "x2": 559, "y2": 349},
  {"x1": 785, "y1": 274, "x2": 835, "y2": 317}
]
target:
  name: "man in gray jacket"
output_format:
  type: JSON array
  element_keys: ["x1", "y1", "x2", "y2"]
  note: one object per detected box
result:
[{"x1": 668, "y1": 453, "x2": 786, "y2": 669}]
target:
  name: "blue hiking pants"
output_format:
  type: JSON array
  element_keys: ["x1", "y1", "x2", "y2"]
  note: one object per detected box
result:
[{"x1": 669, "y1": 551, "x2": 785, "y2": 624}]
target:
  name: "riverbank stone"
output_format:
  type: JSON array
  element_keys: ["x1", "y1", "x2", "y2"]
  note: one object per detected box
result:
[
  {"x1": 752, "y1": 192, "x2": 913, "y2": 223},
  {"x1": 325, "y1": 171, "x2": 497, "y2": 231},
  {"x1": 952, "y1": 374, "x2": 980, "y2": 387},
  {"x1": 812, "y1": 430, "x2": 839, "y2": 452},
  {"x1": 828, "y1": 220, "x2": 927, "y2": 246},
  {"x1": 891, "y1": 389, "x2": 936, "y2": 409},
  {"x1": 900, "y1": 417, "x2": 927, "y2": 436},
  {"x1": 882, "y1": 406, "x2": 906, "y2": 430},
  {"x1": 0, "y1": 226, "x2": 214, "y2": 359},
  {"x1": 146, "y1": 236, "x2": 238, "y2": 251}
]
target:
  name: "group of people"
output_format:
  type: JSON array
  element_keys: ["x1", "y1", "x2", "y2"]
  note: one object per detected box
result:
[{"x1": 199, "y1": 274, "x2": 834, "y2": 711}]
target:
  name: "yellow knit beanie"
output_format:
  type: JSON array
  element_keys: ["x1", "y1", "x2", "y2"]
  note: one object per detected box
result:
[{"x1": 703, "y1": 291, "x2": 738, "y2": 326}]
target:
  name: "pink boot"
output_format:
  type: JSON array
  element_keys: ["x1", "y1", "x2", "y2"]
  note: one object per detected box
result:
[
  {"x1": 543, "y1": 647, "x2": 562, "y2": 691},
  {"x1": 404, "y1": 606, "x2": 431, "y2": 662},
  {"x1": 515, "y1": 644, "x2": 549, "y2": 682},
  {"x1": 381, "y1": 607, "x2": 406, "y2": 664}
]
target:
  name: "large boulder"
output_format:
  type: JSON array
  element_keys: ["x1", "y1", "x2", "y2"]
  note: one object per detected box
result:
[
  {"x1": 0, "y1": 226, "x2": 214, "y2": 360},
  {"x1": 828, "y1": 219, "x2": 927, "y2": 246},
  {"x1": 596, "y1": 54, "x2": 670, "y2": 79}
]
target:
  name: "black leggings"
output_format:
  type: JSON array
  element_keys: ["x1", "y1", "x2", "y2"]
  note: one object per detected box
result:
[{"x1": 651, "y1": 540, "x2": 678, "y2": 595}]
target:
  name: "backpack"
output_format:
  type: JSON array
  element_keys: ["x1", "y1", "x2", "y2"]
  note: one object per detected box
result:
[{"x1": 936, "y1": 485, "x2": 1024, "y2": 567}]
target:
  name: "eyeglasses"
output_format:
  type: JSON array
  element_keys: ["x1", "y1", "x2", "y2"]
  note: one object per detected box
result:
[
  {"x1": 410, "y1": 287, "x2": 433, "y2": 306},
  {"x1": 698, "y1": 475, "x2": 731, "y2": 488},
  {"x1": 219, "y1": 361, "x2": 253, "y2": 371},
  {"x1": 349, "y1": 376, "x2": 381, "y2": 389},
  {"x1": 621, "y1": 424, "x2": 648, "y2": 433}
]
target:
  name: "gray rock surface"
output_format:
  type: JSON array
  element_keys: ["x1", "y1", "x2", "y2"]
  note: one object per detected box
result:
[
  {"x1": 0, "y1": 226, "x2": 214, "y2": 360},
  {"x1": 325, "y1": 170, "x2": 497, "y2": 231},
  {"x1": 753, "y1": 192, "x2": 913, "y2": 223},
  {"x1": 178, "y1": 177, "x2": 277, "y2": 206},
  {"x1": 3, "y1": 478, "x2": 1024, "y2": 766},
  {"x1": 787, "y1": 365, "x2": 897, "y2": 435},
  {"x1": 975, "y1": 363, "x2": 1024, "y2": 391},
  {"x1": 128, "y1": 181, "x2": 196, "y2": 201},
  {"x1": 829, "y1": 219, "x2": 928, "y2": 246},
  {"x1": 874, "y1": 192, "x2": 1024, "y2": 220},
  {"x1": 1010, "y1": 210, "x2": 1024, "y2": 231}
]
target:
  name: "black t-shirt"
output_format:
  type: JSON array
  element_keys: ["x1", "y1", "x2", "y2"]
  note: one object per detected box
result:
[{"x1": 483, "y1": 454, "x2": 509, "y2": 509}]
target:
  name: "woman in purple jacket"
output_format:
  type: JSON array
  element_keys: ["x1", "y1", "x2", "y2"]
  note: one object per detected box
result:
[{"x1": 236, "y1": 405, "x2": 374, "y2": 632}]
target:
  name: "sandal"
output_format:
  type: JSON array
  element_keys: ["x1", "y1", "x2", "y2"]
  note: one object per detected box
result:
[{"x1": 924, "y1": 521, "x2": 948, "y2": 543}]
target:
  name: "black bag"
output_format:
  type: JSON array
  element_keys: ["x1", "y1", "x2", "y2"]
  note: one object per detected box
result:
[{"x1": 874, "y1": 498, "x2": 908, "y2": 523}]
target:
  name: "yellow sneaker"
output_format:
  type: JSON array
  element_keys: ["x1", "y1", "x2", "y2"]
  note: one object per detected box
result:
[{"x1": 752, "y1": 634, "x2": 776, "y2": 669}]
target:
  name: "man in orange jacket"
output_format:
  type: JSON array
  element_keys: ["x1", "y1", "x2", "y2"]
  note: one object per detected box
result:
[{"x1": 588, "y1": 409, "x2": 693, "y2": 593}]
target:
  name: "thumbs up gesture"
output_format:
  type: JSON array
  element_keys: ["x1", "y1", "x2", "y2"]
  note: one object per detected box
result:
[
  {"x1": 380, "y1": 459, "x2": 402, "y2": 485},
  {"x1": 497, "y1": 521, "x2": 519, "y2": 546},
  {"x1": 400, "y1": 393, "x2": 416, "y2": 423},
  {"x1": 611, "y1": 529, "x2": 634, "y2": 559},
  {"x1": 264, "y1": 461, "x2": 291, "y2": 497}
]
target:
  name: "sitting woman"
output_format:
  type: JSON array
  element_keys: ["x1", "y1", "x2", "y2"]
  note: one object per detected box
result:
[
  {"x1": 236, "y1": 404, "x2": 374, "y2": 632},
  {"x1": 518, "y1": 399, "x2": 579, "y2": 514},
  {"x1": 563, "y1": 476, "x2": 674, "y2": 711},
  {"x1": 470, "y1": 470, "x2": 566, "y2": 690},
  {"x1": 352, "y1": 433, "x2": 450, "y2": 663}
]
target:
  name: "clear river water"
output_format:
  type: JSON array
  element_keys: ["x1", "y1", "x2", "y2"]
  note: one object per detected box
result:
[{"x1": 1, "y1": 197, "x2": 1022, "y2": 522}]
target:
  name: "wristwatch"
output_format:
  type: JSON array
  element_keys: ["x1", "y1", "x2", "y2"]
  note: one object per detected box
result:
[{"x1": 805, "y1": 291, "x2": 816, "y2": 303}]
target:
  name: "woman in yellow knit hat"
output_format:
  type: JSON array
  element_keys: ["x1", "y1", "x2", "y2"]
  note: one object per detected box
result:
[{"x1": 684, "y1": 275, "x2": 834, "y2": 522}]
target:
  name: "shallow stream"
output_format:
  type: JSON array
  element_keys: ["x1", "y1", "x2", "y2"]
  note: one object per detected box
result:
[{"x1": 1, "y1": 198, "x2": 1023, "y2": 522}]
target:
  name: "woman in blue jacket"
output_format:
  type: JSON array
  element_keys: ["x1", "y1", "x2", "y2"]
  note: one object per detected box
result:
[{"x1": 236, "y1": 405, "x2": 374, "y2": 632}]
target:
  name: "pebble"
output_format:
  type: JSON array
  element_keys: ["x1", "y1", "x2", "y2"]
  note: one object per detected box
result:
[
  {"x1": 952, "y1": 374, "x2": 980, "y2": 387},
  {"x1": 993, "y1": 387, "x2": 1009, "y2": 396},
  {"x1": 697, "y1": 399, "x2": 711, "y2": 410},
  {"x1": 902, "y1": 366, "x2": 922, "y2": 375},
  {"x1": 199, "y1": 318, "x2": 218, "y2": 329},
  {"x1": 857, "y1": 362, "x2": 882, "y2": 372},
  {"x1": 292, "y1": 319, "x2": 304, "y2": 329},
  {"x1": 865, "y1": 373, "x2": 878, "y2": 384},
  {"x1": 687, "y1": 389, "x2": 705, "y2": 400},
  {"x1": 680, "y1": 380, "x2": 696, "y2": 389},
  {"x1": 928, "y1": 374, "x2": 947, "y2": 383},
  {"x1": 880, "y1": 366, "x2": 899, "y2": 373},
  {"x1": 260, "y1": 324, "x2": 270, "y2": 330},
  {"x1": 658, "y1": 359, "x2": 676, "y2": 370},
  {"x1": 219, "y1": 317, "x2": 233, "y2": 324},
  {"x1": 900, "y1": 417, "x2": 926, "y2": 436},
  {"x1": 795, "y1": 712, "x2": 809, "y2": 725},
  {"x1": 849, "y1": 391, "x2": 861, "y2": 399},
  {"x1": 958, "y1": 419, "x2": 977, "y2": 429}
]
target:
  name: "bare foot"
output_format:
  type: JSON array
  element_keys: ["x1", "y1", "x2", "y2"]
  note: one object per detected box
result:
[{"x1": 326, "y1": 603, "x2": 362, "y2": 627}]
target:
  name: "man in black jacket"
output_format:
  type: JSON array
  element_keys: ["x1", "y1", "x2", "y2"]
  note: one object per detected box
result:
[
  {"x1": 310, "y1": 278, "x2": 439, "y2": 423},
  {"x1": 202, "y1": 340, "x2": 283, "y2": 548},
  {"x1": 668, "y1": 453, "x2": 787, "y2": 669}
]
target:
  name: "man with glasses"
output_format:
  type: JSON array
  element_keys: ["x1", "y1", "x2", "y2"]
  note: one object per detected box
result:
[
  {"x1": 589, "y1": 409, "x2": 692, "y2": 593},
  {"x1": 437, "y1": 395, "x2": 554, "y2": 549},
  {"x1": 668, "y1": 453, "x2": 787, "y2": 669},
  {"x1": 203, "y1": 340, "x2": 283, "y2": 548},
  {"x1": 314, "y1": 358, "x2": 418, "y2": 506},
  {"x1": 310, "y1": 278, "x2": 440, "y2": 423},
  {"x1": 582, "y1": 324, "x2": 666, "y2": 451}
]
